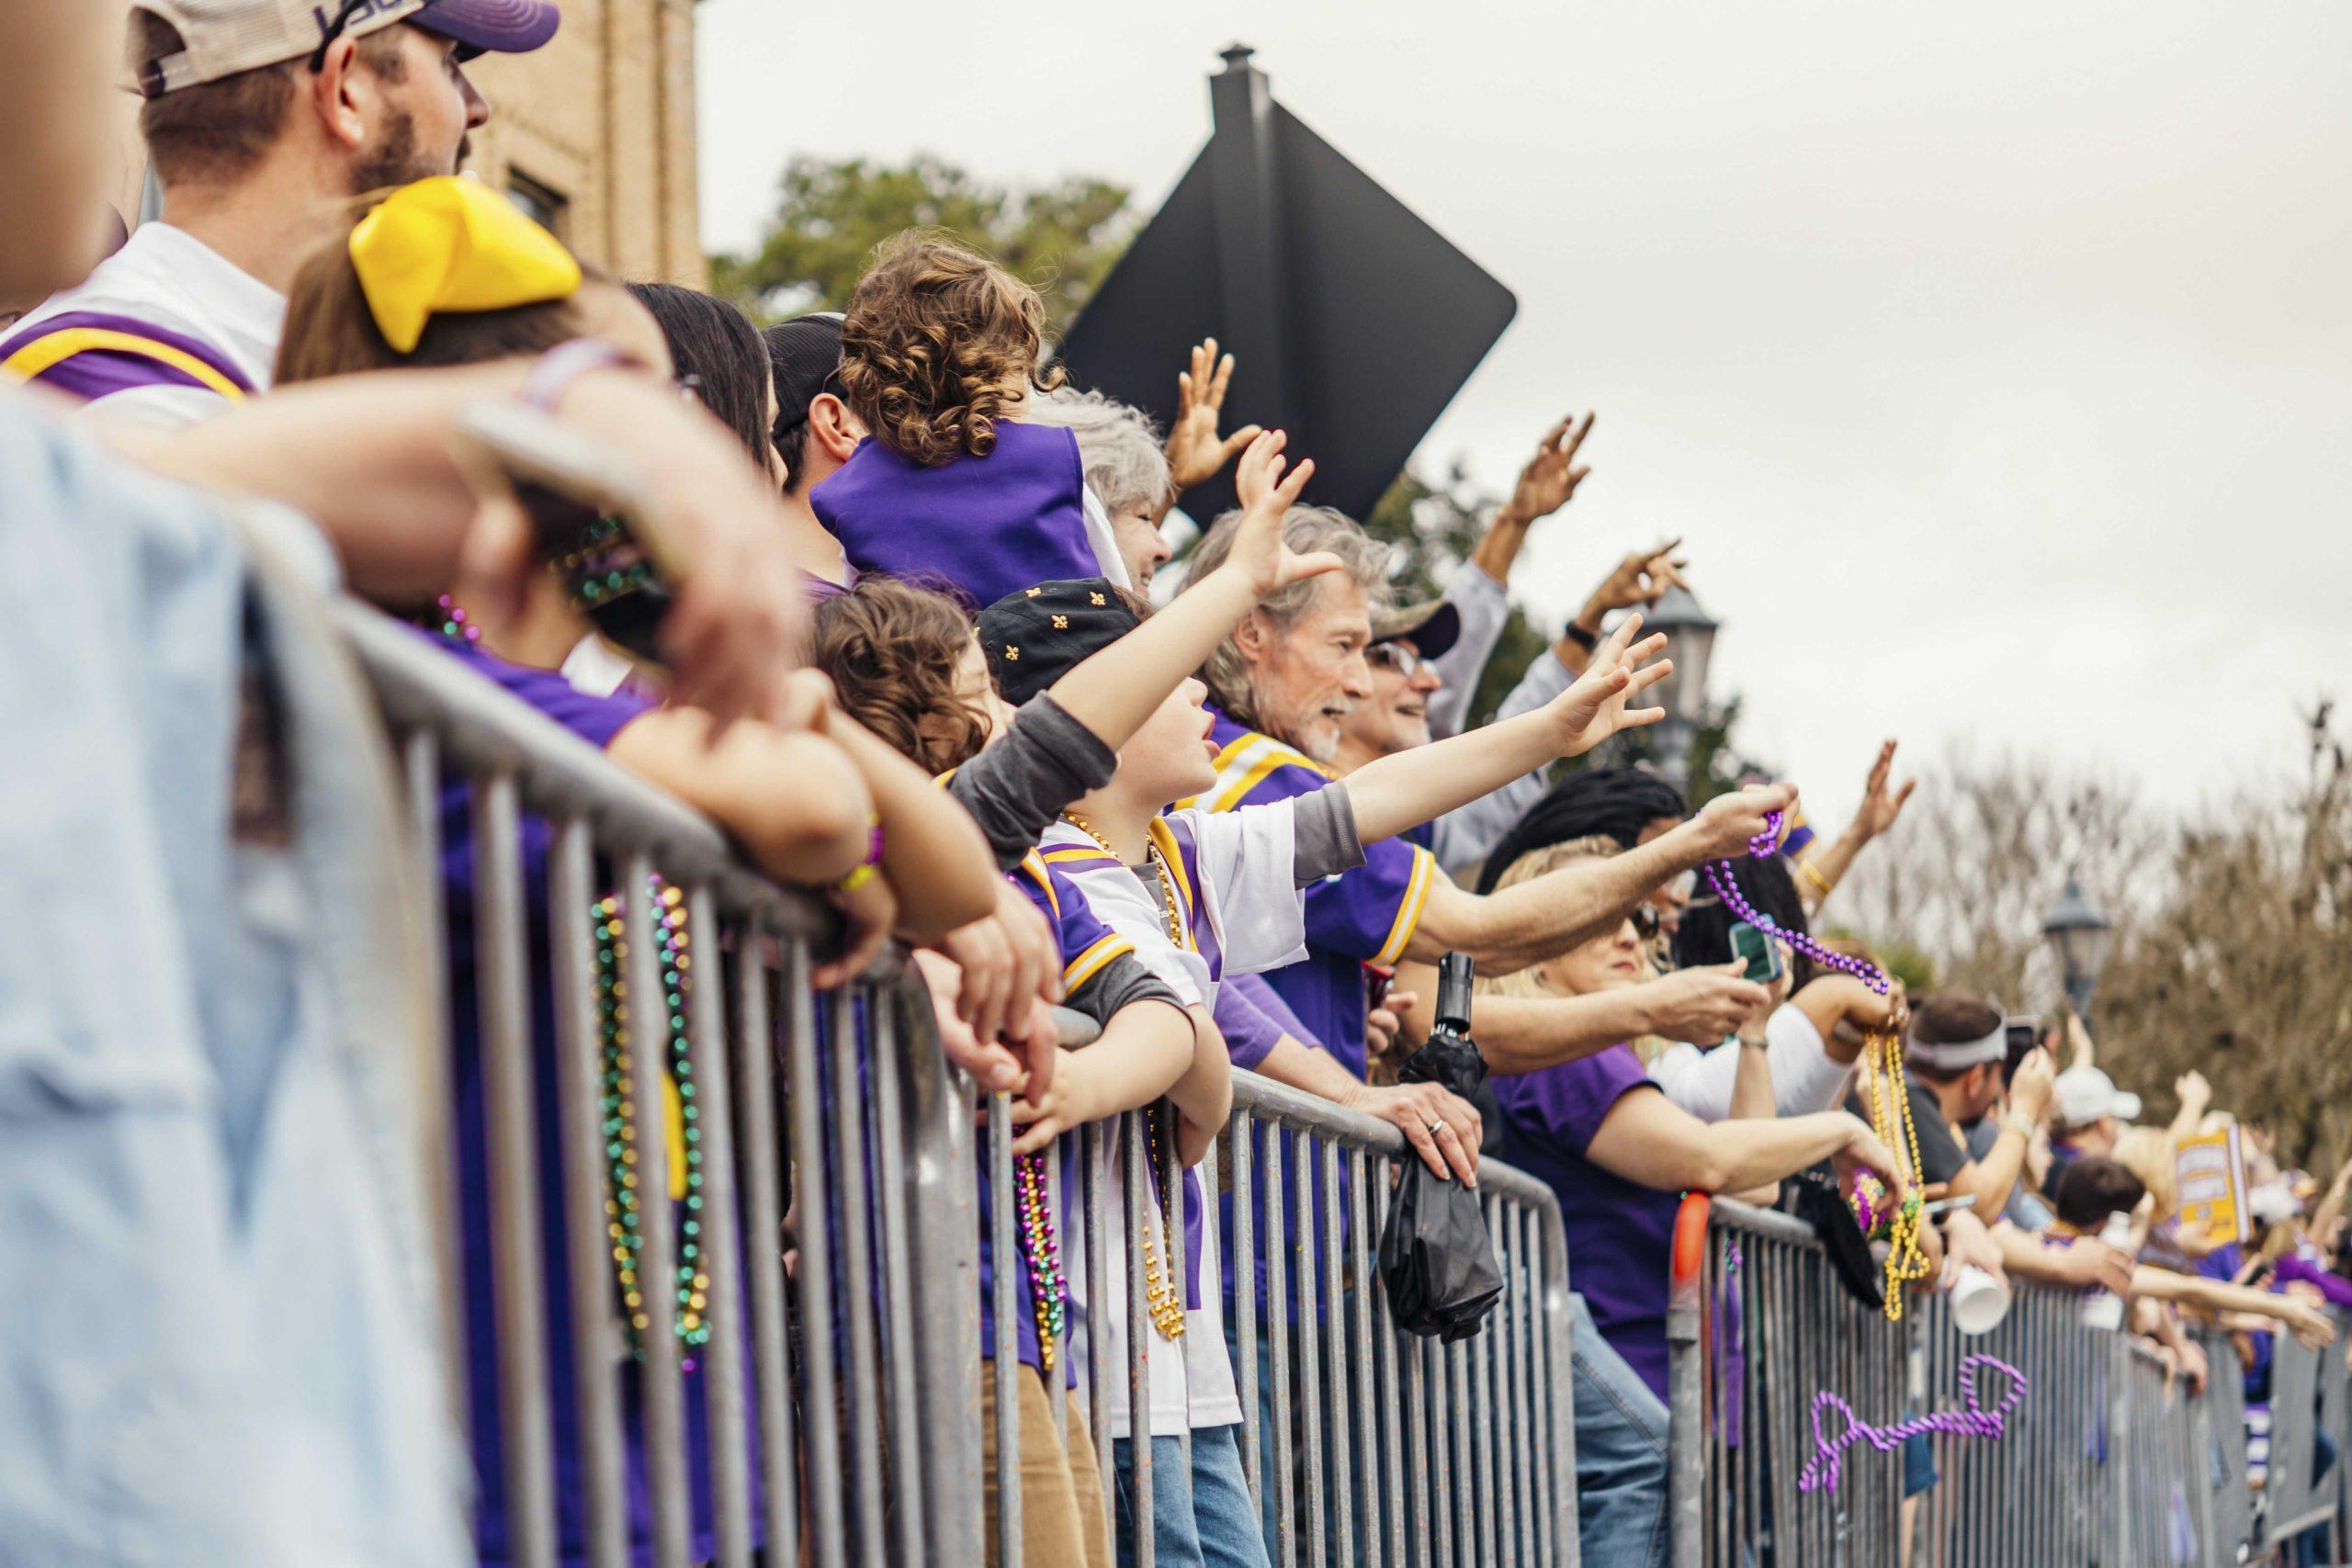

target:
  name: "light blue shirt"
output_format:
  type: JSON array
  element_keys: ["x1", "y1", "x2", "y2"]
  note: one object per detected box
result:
[{"x1": 0, "y1": 400, "x2": 464, "y2": 1565}]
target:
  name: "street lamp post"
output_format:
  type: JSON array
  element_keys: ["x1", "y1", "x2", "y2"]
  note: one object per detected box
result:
[
  {"x1": 1639, "y1": 581, "x2": 1719, "y2": 791},
  {"x1": 2041, "y1": 874, "x2": 2113, "y2": 1023}
]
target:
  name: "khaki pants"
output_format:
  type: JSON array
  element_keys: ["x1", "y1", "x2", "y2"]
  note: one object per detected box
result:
[{"x1": 979, "y1": 1364, "x2": 1111, "y2": 1568}]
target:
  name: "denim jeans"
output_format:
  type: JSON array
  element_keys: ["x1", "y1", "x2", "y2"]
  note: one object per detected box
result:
[
  {"x1": 1114, "y1": 1424, "x2": 1271, "y2": 1568},
  {"x1": 1570, "y1": 1292, "x2": 1672, "y2": 1568}
]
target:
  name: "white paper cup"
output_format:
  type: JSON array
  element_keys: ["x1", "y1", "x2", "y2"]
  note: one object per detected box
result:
[{"x1": 1947, "y1": 1264, "x2": 2011, "y2": 1336}]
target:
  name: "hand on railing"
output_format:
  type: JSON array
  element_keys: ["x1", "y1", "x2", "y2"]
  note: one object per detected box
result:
[{"x1": 1339, "y1": 1077, "x2": 1482, "y2": 1186}]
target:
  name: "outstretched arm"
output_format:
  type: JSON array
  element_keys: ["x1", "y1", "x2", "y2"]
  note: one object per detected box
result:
[
  {"x1": 115, "y1": 358, "x2": 809, "y2": 730},
  {"x1": 1407, "y1": 782, "x2": 1802, "y2": 973},
  {"x1": 1792, "y1": 739, "x2": 1916, "y2": 914},
  {"x1": 1347, "y1": 615, "x2": 1670, "y2": 845}
]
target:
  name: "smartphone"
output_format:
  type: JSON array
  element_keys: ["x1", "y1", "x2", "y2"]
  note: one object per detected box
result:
[
  {"x1": 1920, "y1": 1195, "x2": 1978, "y2": 1219},
  {"x1": 2002, "y1": 1018, "x2": 2039, "y2": 1084},
  {"x1": 450, "y1": 402, "x2": 686, "y2": 662},
  {"x1": 1729, "y1": 921, "x2": 1783, "y2": 985}
]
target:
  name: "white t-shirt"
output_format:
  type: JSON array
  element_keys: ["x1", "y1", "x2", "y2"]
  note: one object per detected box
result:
[
  {"x1": 1, "y1": 222, "x2": 284, "y2": 430},
  {"x1": 1647, "y1": 1000, "x2": 1857, "y2": 1122},
  {"x1": 1040, "y1": 802, "x2": 1315, "y2": 1436}
]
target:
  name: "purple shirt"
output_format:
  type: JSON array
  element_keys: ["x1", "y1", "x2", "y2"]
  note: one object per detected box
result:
[
  {"x1": 810, "y1": 421, "x2": 1096, "y2": 609},
  {"x1": 0, "y1": 308, "x2": 259, "y2": 403},
  {"x1": 1192, "y1": 711, "x2": 1435, "y2": 1082},
  {"x1": 1216, "y1": 971, "x2": 1309, "y2": 1073},
  {"x1": 430, "y1": 637, "x2": 760, "y2": 1566},
  {"x1": 1490, "y1": 1045, "x2": 1681, "y2": 1401},
  {"x1": 991, "y1": 858, "x2": 1131, "y2": 1381}
]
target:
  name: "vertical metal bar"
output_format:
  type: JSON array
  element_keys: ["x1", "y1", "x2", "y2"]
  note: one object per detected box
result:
[
  {"x1": 1296, "y1": 1131, "x2": 1327, "y2": 1568},
  {"x1": 547, "y1": 820, "x2": 628, "y2": 1568},
  {"x1": 866, "y1": 982, "x2": 926, "y2": 1568},
  {"x1": 1451, "y1": 1332, "x2": 1474, "y2": 1562},
  {"x1": 1084, "y1": 1120, "x2": 1114, "y2": 1526},
  {"x1": 729, "y1": 934, "x2": 798, "y2": 1564},
  {"x1": 1539, "y1": 1206, "x2": 1575, "y2": 1568},
  {"x1": 1163, "y1": 1102, "x2": 1193, "y2": 1474},
  {"x1": 987, "y1": 1091, "x2": 1021, "y2": 1568},
  {"x1": 1233, "y1": 1111, "x2": 1261, "y2": 1517},
  {"x1": 787, "y1": 944, "x2": 848, "y2": 1568},
  {"x1": 1495, "y1": 1199, "x2": 1520, "y2": 1568},
  {"x1": 1430, "y1": 1333, "x2": 1454, "y2": 1568},
  {"x1": 1322, "y1": 1137, "x2": 1353, "y2": 1565},
  {"x1": 1125, "y1": 1112, "x2": 1156, "y2": 1568},
  {"x1": 1350, "y1": 1146, "x2": 1383, "y2": 1568},
  {"x1": 1046, "y1": 1148, "x2": 1068, "y2": 1450},
  {"x1": 1267, "y1": 1124, "x2": 1295, "y2": 1568},
  {"x1": 1474, "y1": 1194, "x2": 1497, "y2": 1568},
  {"x1": 681, "y1": 889, "x2": 751, "y2": 1568},
  {"x1": 400, "y1": 728, "x2": 469, "y2": 1444},
  {"x1": 884, "y1": 975, "x2": 983, "y2": 1565},
  {"x1": 1375, "y1": 1165, "x2": 1414, "y2": 1568},
  {"x1": 472, "y1": 773, "x2": 557, "y2": 1568},
  {"x1": 830, "y1": 994, "x2": 888, "y2": 1562},
  {"x1": 618, "y1": 859, "x2": 691, "y2": 1568}
]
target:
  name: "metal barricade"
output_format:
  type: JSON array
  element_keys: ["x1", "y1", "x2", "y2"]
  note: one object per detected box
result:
[
  {"x1": 349, "y1": 608, "x2": 981, "y2": 1568},
  {"x1": 1667, "y1": 1193, "x2": 1906, "y2": 1568},
  {"x1": 348, "y1": 605, "x2": 1584, "y2": 1567},
  {"x1": 2198, "y1": 1325, "x2": 2254, "y2": 1565},
  {"x1": 2260, "y1": 1327, "x2": 2342, "y2": 1558},
  {"x1": 977, "y1": 1067, "x2": 1583, "y2": 1568}
]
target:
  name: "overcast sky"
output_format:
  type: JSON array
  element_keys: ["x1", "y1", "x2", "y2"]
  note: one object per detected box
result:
[{"x1": 695, "y1": 0, "x2": 2351, "y2": 828}]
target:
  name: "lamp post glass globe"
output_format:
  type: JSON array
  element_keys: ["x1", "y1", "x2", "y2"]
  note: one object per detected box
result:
[
  {"x1": 1640, "y1": 581, "x2": 1718, "y2": 730},
  {"x1": 2041, "y1": 875, "x2": 2111, "y2": 1018}
]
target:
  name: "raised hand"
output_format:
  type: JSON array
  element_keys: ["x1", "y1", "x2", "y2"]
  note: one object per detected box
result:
[
  {"x1": 1501, "y1": 411, "x2": 1596, "y2": 526},
  {"x1": 1852, "y1": 739, "x2": 1918, "y2": 840},
  {"x1": 1567, "y1": 542, "x2": 1691, "y2": 648},
  {"x1": 1227, "y1": 429, "x2": 1340, "y2": 595},
  {"x1": 1689, "y1": 781, "x2": 1804, "y2": 860},
  {"x1": 1166, "y1": 338, "x2": 1262, "y2": 494},
  {"x1": 1541, "y1": 612, "x2": 1672, "y2": 756}
]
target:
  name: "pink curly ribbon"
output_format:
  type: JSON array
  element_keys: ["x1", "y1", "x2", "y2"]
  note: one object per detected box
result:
[{"x1": 1797, "y1": 1354, "x2": 2026, "y2": 1494}]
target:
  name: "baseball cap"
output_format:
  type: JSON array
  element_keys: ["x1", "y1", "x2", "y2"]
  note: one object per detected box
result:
[
  {"x1": 1369, "y1": 596, "x2": 1461, "y2": 661},
  {"x1": 134, "y1": 0, "x2": 560, "y2": 98},
  {"x1": 2050, "y1": 1066, "x2": 2143, "y2": 1131},
  {"x1": 763, "y1": 313, "x2": 845, "y2": 442},
  {"x1": 977, "y1": 579, "x2": 1140, "y2": 706}
]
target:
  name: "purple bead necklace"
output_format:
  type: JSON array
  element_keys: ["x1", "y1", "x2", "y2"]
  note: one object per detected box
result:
[
  {"x1": 1703, "y1": 811, "x2": 1889, "y2": 995},
  {"x1": 1799, "y1": 1354, "x2": 2027, "y2": 1493}
]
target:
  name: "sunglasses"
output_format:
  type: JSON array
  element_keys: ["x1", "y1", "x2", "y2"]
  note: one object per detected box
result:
[
  {"x1": 1632, "y1": 905, "x2": 1663, "y2": 941},
  {"x1": 1367, "y1": 641, "x2": 1426, "y2": 678}
]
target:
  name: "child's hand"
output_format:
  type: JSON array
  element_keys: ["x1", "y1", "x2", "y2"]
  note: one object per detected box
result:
[
  {"x1": 1539, "y1": 613, "x2": 1671, "y2": 758},
  {"x1": 1008, "y1": 1048, "x2": 1101, "y2": 1156},
  {"x1": 1228, "y1": 430, "x2": 1341, "y2": 597}
]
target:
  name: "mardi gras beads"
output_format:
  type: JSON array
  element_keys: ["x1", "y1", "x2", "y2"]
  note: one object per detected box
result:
[
  {"x1": 1060, "y1": 811, "x2": 1192, "y2": 1343},
  {"x1": 1013, "y1": 1150, "x2": 1067, "y2": 1372},
  {"x1": 1799, "y1": 1355, "x2": 2028, "y2": 1494},
  {"x1": 1703, "y1": 811, "x2": 1888, "y2": 995},
  {"x1": 1857, "y1": 1029, "x2": 1932, "y2": 1320},
  {"x1": 594, "y1": 877, "x2": 711, "y2": 1366}
]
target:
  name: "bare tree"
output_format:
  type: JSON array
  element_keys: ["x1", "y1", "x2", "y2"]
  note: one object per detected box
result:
[{"x1": 1835, "y1": 705, "x2": 2350, "y2": 1170}]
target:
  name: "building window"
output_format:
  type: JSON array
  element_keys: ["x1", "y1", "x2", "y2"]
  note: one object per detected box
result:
[{"x1": 504, "y1": 171, "x2": 571, "y2": 241}]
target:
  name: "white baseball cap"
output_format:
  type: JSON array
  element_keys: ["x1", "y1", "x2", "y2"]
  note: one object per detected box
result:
[
  {"x1": 134, "y1": 0, "x2": 560, "y2": 98},
  {"x1": 2050, "y1": 1066, "x2": 2143, "y2": 1132}
]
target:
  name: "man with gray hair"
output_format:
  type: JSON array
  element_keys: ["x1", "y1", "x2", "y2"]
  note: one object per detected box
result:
[{"x1": 1179, "y1": 501, "x2": 1800, "y2": 1138}]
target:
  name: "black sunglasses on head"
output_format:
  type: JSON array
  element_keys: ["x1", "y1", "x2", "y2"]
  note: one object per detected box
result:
[{"x1": 309, "y1": 0, "x2": 374, "y2": 71}]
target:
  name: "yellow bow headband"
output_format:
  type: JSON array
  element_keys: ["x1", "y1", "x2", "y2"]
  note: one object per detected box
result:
[{"x1": 349, "y1": 175, "x2": 583, "y2": 355}]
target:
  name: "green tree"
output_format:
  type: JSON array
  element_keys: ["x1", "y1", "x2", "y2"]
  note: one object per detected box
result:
[{"x1": 710, "y1": 154, "x2": 1134, "y2": 331}]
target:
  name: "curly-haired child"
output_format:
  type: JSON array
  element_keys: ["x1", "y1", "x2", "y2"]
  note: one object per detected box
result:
[{"x1": 814, "y1": 231, "x2": 1132, "y2": 607}]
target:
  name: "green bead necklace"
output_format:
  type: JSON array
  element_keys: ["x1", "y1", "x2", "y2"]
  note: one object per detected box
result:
[{"x1": 594, "y1": 876, "x2": 712, "y2": 1365}]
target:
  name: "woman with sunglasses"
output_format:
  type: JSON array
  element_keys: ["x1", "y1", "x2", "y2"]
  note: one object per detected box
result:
[{"x1": 1479, "y1": 834, "x2": 1908, "y2": 1568}]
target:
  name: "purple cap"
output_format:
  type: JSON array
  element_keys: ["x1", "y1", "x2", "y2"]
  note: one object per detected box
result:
[{"x1": 412, "y1": 0, "x2": 562, "y2": 59}]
